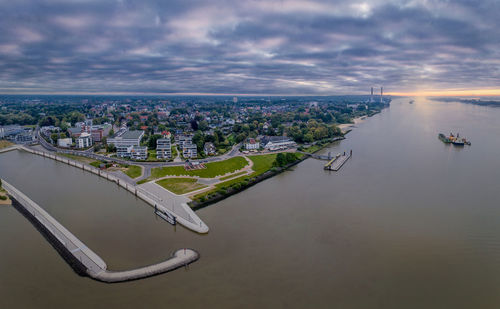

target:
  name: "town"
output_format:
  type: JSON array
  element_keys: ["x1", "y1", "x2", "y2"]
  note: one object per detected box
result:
[
  {"x1": 0, "y1": 95, "x2": 388, "y2": 160},
  {"x1": 0, "y1": 94, "x2": 389, "y2": 211}
]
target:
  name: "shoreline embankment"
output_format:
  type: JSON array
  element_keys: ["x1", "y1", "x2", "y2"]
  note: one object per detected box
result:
[
  {"x1": 0, "y1": 145, "x2": 208, "y2": 233},
  {"x1": 2, "y1": 179, "x2": 199, "y2": 283}
]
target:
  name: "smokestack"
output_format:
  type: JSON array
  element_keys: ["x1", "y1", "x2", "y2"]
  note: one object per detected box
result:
[
  {"x1": 380, "y1": 86, "x2": 383, "y2": 103},
  {"x1": 370, "y1": 87, "x2": 373, "y2": 102}
]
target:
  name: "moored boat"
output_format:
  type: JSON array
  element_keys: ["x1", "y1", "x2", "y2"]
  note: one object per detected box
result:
[{"x1": 439, "y1": 132, "x2": 471, "y2": 146}]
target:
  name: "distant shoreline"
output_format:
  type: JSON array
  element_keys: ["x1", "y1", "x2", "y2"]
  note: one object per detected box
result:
[{"x1": 430, "y1": 97, "x2": 500, "y2": 107}]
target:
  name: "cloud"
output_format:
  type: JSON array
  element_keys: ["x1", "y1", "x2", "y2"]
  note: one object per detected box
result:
[{"x1": 0, "y1": 0, "x2": 498, "y2": 94}]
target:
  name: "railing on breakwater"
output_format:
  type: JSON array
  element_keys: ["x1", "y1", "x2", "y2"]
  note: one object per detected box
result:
[
  {"x1": 5, "y1": 145, "x2": 208, "y2": 234},
  {"x1": 2, "y1": 179, "x2": 199, "y2": 283}
]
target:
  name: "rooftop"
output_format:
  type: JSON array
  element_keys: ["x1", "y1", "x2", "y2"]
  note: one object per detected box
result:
[{"x1": 119, "y1": 130, "x2": 144, "y2": 140}]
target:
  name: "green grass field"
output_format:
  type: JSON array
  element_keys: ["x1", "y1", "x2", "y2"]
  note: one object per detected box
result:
[
  {"x1": 191, "y1": 153, "x2": 305, "y2": 204},
  {"x1": 219, "y1": 171, "x2": 247, "y2": 181},
  {"x1": 248, "y1": 154, "x2": 277, "y2": 176},
  {"x1": 156, "y1": 178, "x2": 207, "y2": 195},
  {"x1": 123, "y1": 165, "x2": 142, "y2": 179},
  {"x1": 172, "y1": 145, "x2": 178, "y2": 158},
  {"x1": 151, "y1": 156, "x2": 248, "y2": 179},
  {"x1": 302, "y1": 144, "x2": 322, "y2": 153}
]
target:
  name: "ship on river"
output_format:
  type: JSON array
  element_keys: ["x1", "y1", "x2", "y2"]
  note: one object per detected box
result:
[{"x1": 438, "y1": 133, "x2": 471, "y2": 146}]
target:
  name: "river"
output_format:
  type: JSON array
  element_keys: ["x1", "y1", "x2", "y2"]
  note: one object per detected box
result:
[{"x1": 1, "y1": 97, "x2": 500, "y2": 308}]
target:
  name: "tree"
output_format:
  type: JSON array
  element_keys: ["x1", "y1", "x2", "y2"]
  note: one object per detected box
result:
[
  {"x1": 198, "y1": 120, "x2": 209, "y2": 131},
  {"x1": 303, "y1": 133, "x2": 314, "y2": 143},
  {"x1": 148, "y1": 134, "x2": 162, "y2": 150},
  {"x1": 50, "y1": 133, "x2": 59, "y2": 144},
  {"x1": 273, "y1": 153, "x2": 286, "y2": 167},
  {"x1": 190, "y1": 119, "x2": 198, "y2": 131},
  {"x1": 192, "y1": 131, "x2": 205, "y2": 152},
  {"x1": 235, "y1": 132, "x2": 247, "y2": 143},
  {"x1": 106, "y1": 143, "x2": 116, "y2": 153}
]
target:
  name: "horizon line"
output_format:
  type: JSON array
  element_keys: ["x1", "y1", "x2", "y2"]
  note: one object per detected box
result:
[{"x1": 0, "y1": 89, "x2": 499, "y2": 97}]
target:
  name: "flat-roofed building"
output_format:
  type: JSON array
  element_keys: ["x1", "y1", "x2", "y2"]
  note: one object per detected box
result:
[
  {"x1": 261, "y1": 136, "x2": 296, "y2": 151},
  {"x1": 57, "y1": 138, "x2": 72, "y2": 148},
  {"x1": 107, "y1": 130, "x2": 144, "y2": 147},
  {"x1": 116, "y1": 145, "x2": 133, "y2": 158},
  {"x1": 130, "y1": 145, "x2": 147, "y2": 160},
  {"x1": 183, "y1": 142, "x2": 197, "y2": 158},
  {"x1": 156, "y1": 138, "x2": 172, "y2": 159},
  {"x1": 76, "y1": 132, "x2": 92, "y2": 148}
]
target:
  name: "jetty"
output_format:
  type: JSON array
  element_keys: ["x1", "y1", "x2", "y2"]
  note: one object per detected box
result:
[
  {"x1": 324, "y1": 150, "x2": 352, "y2": 171},
  {"x1": 2, "y1": 179, "x2": 199, "y2": 283},
  {"x1": 0, "y1": 145, "x2": 208, "y2": 233}
]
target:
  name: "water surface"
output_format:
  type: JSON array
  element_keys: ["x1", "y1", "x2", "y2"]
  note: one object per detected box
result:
[{"x1": 1, "y1": 97, "x2": 500, "y2": 308}]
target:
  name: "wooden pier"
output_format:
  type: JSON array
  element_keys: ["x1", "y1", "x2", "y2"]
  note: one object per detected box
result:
[{"x1": 324, "y1": 150, "x2": 352, "y2": 171}]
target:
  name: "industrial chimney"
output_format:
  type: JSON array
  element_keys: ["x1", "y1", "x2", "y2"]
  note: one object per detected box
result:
[{"x1": 380, "y1": 87, "x2": 383, "y2": 103}]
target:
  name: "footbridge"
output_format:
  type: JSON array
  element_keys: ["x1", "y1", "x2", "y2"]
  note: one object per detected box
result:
[{"x1": 2, "y1": 179, "x2": 199, "y2": 283}]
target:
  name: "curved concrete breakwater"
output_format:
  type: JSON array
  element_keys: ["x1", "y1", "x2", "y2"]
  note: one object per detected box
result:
[
  {"x1": 2, "y1": 179, "x2": 199, "y2": 283},
  {"x1": 1, "y1": 145, "x2": 208, "y2": 233}
]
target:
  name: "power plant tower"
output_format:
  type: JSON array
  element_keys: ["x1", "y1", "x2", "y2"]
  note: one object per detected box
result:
[
  {"x1": 370, "y1": 87, "x2": 374, "y2": 102},
  {"x1": 380, "y1": 86, "x2": 383, "y2": 103}
]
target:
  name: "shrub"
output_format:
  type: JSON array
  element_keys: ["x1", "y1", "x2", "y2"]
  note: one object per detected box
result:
[{"x1": 0, "y1": 195, "x2": 7, "y2": 201}]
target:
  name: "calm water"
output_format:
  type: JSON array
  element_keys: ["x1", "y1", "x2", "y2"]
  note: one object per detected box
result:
[{"x1": 2, "y1": 97, "x2": 500, "y2": 308}]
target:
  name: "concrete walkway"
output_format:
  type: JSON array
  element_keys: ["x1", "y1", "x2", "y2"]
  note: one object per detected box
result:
[
  {"x1": 7, "y1": 146, "x2": 209, "y2": 234},
  {"x1": 2, "y1": 179, "x2": 199, "y2": 283}
]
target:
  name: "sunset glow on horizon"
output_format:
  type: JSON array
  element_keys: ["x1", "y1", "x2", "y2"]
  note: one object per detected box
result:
[{"x1": 387, "y1": 89, "x2": 500, "y2": 97}]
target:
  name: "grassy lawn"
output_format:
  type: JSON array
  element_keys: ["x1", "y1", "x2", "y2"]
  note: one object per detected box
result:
[
  {"x1": 302, "y1": 144, "x2": 322, "y2": 153},
  {"x1": 219, "y1": 171, "x2": 247, "y2": 181},
  {"x1": 156, "y1": 178, "x2": 207, "y2": 195},
  {"x1": 123, "y1": 165, "x2": 142, "y2": 179},
  {"x1": 192, "y1": 174, "x2": 250, "y2": 200},
  {"x1": 0, "y1": 140, "x2": 14, "y2": 149},
  {"x1": 58, "y1": 153, "x2": 97, "y2": 164},
  {"x1": 192, "y1": 153, "x2": 304, "y2": 203},
  {"x1": 248, "y1": 154, "x2": 277, "y2": 176},
  {"x1": 151, "y1": 156, "x2": 248, "y2": 179}
]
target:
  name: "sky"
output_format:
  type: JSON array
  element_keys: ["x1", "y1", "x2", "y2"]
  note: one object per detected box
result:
[{"x1": 0, "y1": 0, "x2": 499, "y2": 96}]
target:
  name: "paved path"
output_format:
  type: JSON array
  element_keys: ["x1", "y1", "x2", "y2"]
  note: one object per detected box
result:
[{"x1": 2, "y1": 179, "x2": 199, "y2": 283}]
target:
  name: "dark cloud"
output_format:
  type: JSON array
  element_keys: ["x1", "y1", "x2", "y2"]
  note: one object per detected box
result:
[{"x1": 0, "y1": 0, "x2": 498, "y2": 94}]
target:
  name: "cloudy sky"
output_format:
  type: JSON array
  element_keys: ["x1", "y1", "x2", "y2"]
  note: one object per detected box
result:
[{"x1": 0, "y1": 0, "x2": 499, "y2": 95}]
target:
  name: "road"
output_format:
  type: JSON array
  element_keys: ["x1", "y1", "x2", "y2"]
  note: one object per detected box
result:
[{"x1": 37, "y1": 129, "x2": 243, "y2": 169}]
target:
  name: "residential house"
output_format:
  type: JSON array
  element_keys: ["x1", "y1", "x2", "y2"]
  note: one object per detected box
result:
[
  {"x1": 204, "y1": 142, "x2": 216, "y2": 155},
  {"x1": 245, "y1": 138, "x2": 260, "y2": 150}
]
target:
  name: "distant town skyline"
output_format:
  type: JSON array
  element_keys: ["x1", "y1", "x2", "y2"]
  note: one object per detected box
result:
[{"x1": 0, "y1": 0, "x2": 499, "y2": 95}]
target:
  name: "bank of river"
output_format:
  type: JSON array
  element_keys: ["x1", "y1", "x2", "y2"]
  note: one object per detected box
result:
[{"x1": 2, "y1": 97, "x2": 500, "y2": 308}]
